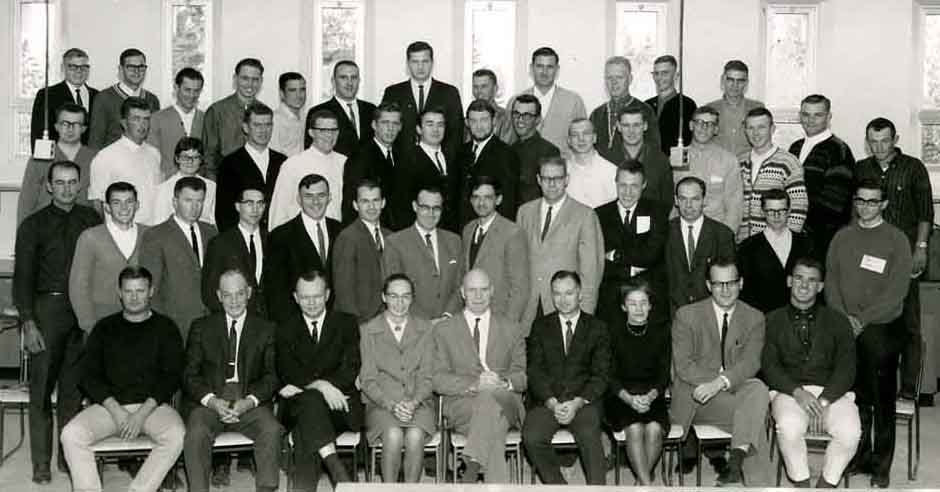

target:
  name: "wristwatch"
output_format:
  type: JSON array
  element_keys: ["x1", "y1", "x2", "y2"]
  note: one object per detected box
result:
[{"x1": 917, "y1": 241, "x2": 929, "y2": 249}]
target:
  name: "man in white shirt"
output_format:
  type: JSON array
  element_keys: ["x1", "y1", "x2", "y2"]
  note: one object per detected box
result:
[
  {"x1": 269, "y1": 109, "x2": 346, "y2": 228},
  {"x1": 564, "y1": 118, "x2": 617, "y2": 208},
  {"x1": 270, "y1": 72, "x2": 307, "y2": 157},
  {"x1": 88, "y1": 97, "x2": 162, "y2": 224},
  {"x1": 151, "y1": 137, "x2": 217, "y2": 225},
  {"x1": 148, "y1": 68, "x2": 205, "y2": 179}
]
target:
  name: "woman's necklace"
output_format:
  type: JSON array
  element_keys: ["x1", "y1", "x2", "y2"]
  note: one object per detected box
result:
[{"x1": 626, "y1": 323, "x2": 647, "y2": 337}]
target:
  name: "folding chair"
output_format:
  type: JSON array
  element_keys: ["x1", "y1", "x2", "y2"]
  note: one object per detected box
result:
[
  {"x1": 692, "y1": 424, "x2": 732, "y2": 486},
  {"x1": 770, "y1": 416, "x2": 850, "y2": 487},
  {"x1": 895, "y1": 337, "x2": 926, "y2": 480},
  {"x1": 612, "y1": 423, "x2": 684, "y2": 486},
  {"x1": 91, "y1": 436, "x2": 179, "y2": 491}
]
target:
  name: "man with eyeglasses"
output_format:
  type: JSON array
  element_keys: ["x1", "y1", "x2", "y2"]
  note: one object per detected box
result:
[
  {"x1": 215, "y1": 102, "x2": 286, "y2": 233},
  {"x1": 89, "y1": 48, "x2": 160, "y2": 149},
  {"x1": 674, "y1": 106, "x2": 743, "y2": 233},
  {"x1": 672, "y1": 257, "x2": 770, "y2": 486},
  {"x1": 14, "y1": 160, "x2": 102, "y2": 483},
  {"x1": 645, "y1": 54, "x2": 697, "y2": 155},
  {"x1": 855, "y1": 117, "x2": 932, "y2": 406},
  {"x1": 704, "y1": 60, "x2": 764, "y2": 157},
  {"x1": 383, "y1": 184, "x2": 462, "y2": 321},
  {"x1": 590, "y1": 56, "x2": 659, "y2": 162},
  {"x1": 148, "y1": 68, "x2": 205, "y2": 179},
  {"x1": 18, "y1": 103, "x2": 97, "y2": 224},
  {"x1": 510, "y1": 94, "x2": 561, "y2": 203},
  {"x1": 204, "y1": 58, "x2": 265, "y2": 180},
  {"x1": 30, "y1": 47, "x2": 98, "y2": 151},
  {"x1": 825, "y1": 179, "x2": 912, "y2": 488},
  {"x1": 151, "y1": 137, "x2": 217, "y2": 226}
]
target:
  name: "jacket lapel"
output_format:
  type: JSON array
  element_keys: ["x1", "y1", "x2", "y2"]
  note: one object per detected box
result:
[
  {"x1": 692, "y1": 220, "x2": 713, "y2": 268},
  {"x1": 168, "y1": 219, "x2": 200, "y2": 268},
  {"x1": 475, "y1": 216, "x2": 501, "y2": 264}
]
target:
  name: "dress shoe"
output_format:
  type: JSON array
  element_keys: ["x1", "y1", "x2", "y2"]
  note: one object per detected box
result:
[
  {"x1": 32, "y1": 464, "x2": 52, "y2": 484},
  {"x1": 675, "y1": 456, "x2": 697, "y2": 474},
  {"x1": 709, "y1": 456, "x2": 729, "y2": 475},
  {"x1": 211, "y1": 462, "x2": 231, "y2": 486},
  {"x1": 792, "y1": 478, "x2": 812, "y2": 488},
  {"x1": 844, "y1": 456, "x2": 873, "y2": 476},
  {"x1": 816, "y1": 476, "x2": 838, "y2": 488},
  {"x1": 870, "y1": 475, "x2": 890, "y2": 488},
  {"x1": 715, "y1": 449, "x2": 745, "y2": 487}
]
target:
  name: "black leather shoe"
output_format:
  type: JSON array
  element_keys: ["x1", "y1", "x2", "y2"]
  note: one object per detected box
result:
[
  {"x1": 675, "y1": 456, "x2": 697, "y2": 474},
  {"x1": 211, "y1": 463, "x2": 231, "y2": 487},
  {"x1": 870, "y1": 475, "x2": 890, "y2": 488},
  {"x1": 32, "y1": 464, "x2": 52, "y2": 485}
]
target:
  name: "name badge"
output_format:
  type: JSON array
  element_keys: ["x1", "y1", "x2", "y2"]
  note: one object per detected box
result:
[
  {"x1": 860, "y1": 254, "x2": 887, "y2": 274},
  {"x1": 636, "y1": 216, "x2": 651, "y2": 233},
  {"x1": 709, "y1": 175, "x2": 724, "y2": 183}
]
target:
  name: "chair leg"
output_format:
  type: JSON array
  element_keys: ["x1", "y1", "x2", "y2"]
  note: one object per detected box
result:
[
  {"x1": 775, "y1": 453, "x2": 782, "y2": 486},
  {"x1": 614, "y1": 441, "x2": 621, "y2": 485},
  {"x1": 914, "y1": 408, "x2": 921, "y2": 480},
  {"x1": 677, "y1": 442, "x2": 684, "y2": 487},
  {"x1": 696, "y1": 442, "x2": 703, "y2": 486}
]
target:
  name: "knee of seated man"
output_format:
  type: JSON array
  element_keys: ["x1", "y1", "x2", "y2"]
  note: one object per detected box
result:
[
  {"x1": 60, "y1": 419, "x2": 88, "y2": 446},
  {"x1": 773, "y1": 412, "x2": 806, "y2": 441},
  {"x1": 737, "y1": 379, "x2": 770, "y2": 405}
]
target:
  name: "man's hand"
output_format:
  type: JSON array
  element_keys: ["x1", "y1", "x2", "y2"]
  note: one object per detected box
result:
[
  {"x1": 913, "y1": 248, "x2": 928, "y2": 278},
  {"x1": 393, "y1": 400, "x2": 415, "y2": 422},
  {"x1": 231, "y1": 398, "x2": 255, "y2": 416},
  {"x1": 22, "y1": 320, "x2": 46, "y2": 354},
  {"x1": 105, "y1": 401, "x2": 131, "y2": 433},
  {"x1": 208, "y1": 397, "x2": 238, "y2": 421},
  {"x1": 310, "y1": 380, "x2": 349, "y2": 412},
  {"x1": 478, "y1": 371, "x2": 503, "y2": 390},
  {"x1": 792, "y1": 388, "x2": 824, "y2": 421},
  {"x1": 847, "y1": 316, "x2": 864, "y2": 338},
  {"x1": 278, "y1": 384, "x2": 304, "y2": 399},
  {"x1": 553, "y1": 400, "x2": 572, "y2": 424},
  {"x1": 121, "y1": 408, "x2": 148, "y2": 440},
  {"x1": 693, "y1": 378, "x2": 725, "y2": 404}
]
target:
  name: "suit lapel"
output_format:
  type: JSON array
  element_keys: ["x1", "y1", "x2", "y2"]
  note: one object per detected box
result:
[
  {"x1": 238, "y1": 316, "x2": 256, "y2": 381},
  {"x1": 454, "y1": 315, "x2": 484, "y2": 370},
  {"x1": 192, "y1": 110, "x2": 205, "y2": 138},
  {"x1": 168, "y1": 219, "x2": 200, "y2": 268},
  {"x1": 693, "y1": 221, "x2": 714, "y2": 268},
  {"x1": 548, "y1": 316, "x2": 567, "y2": 361},
  {"x1": 475, "y1": 216, "x2": 501, "y2": 265},
  {"x1": 545, "y1": 199, "x2": 572, "y2": 240}
]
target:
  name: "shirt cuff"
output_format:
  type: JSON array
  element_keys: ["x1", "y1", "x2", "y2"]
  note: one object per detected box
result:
[
  {"x1": 719, "y1": 375, "x2": 731, "y2": 390},
  {"x1": 247, "y1": 395, "x2": 260, "y2": 408},
  {"x1": 201, "y1": 393, "x2": 216, "y2": 407}
]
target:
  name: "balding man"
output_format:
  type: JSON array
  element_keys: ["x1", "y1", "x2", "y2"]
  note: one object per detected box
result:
[
  {"x1": 433, "y1": 269, "x2": 526, "y2": 483},
  {"x1": 591, "y1": 56, "x2": 659, "y2": 162}
]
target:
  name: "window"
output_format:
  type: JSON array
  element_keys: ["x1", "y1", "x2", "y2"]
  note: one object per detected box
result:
[
  {"x1": 763, "y1": 3, "x2": 818, "y2": 149},
  {"x1": 919, "y1": 5, "x2": 940, "y2": 165},
  {"x1": 162, "y1": 0, "x2": 213, "y2": 107},
  {"x1": 313, "y1": 0, "x2": 365, "y2": 103},
  {"x1": 614, "y1": 1, "x2": 667, "y2": 101},
  {"x1": 463, "y1": 0, "x2": 516, "y2": 109},
  {"x1": 13, "y1": 0, "x2": 59, "y2": 158}
]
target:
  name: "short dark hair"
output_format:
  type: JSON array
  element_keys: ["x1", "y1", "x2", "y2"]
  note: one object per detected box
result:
[
  {"x1": 237, "y1": 186, "x2": 265, "y2": 202},
  {"x1": 617, "y1": 106, "x2": 647, "y2": 123},
  {"x1": 105, "y1": 181, "x2": 138, "y2": 203},
  {"x1": 855, "y1": 178, "x2": 887, "y2": 200},
  {"x1": 307, "y1": 108, "x2": 339, "y2": 131},
  {"x1": 691, "y1": 105, "x2": 720, "y2": 122},
  {"x1": 537, "y1": 155, "x2": 567, "y2": 176},
  {"x1": 513, "y1": 94, "x2": 542, "y2": 116},
  {"x1": 174, "y1": 137, "x2": 204, "y2": 160},
  {"x1": 355, "y1": 178, "x2": 383, "y2": 199},
  {"x1": 383, "y1": 273, "x2": 414, "y2": 295},
  {"x1": 531, "y1": 47, "x2": 559, "y2": 64},
  {"x1": 760, "y1": 188, "x2": 790, "y2": 209},
  {"x1": 373, "y1": 102, "x2": 402, "y2": 122},
  {"x1": 745, "y1": 107, "x2": 774, "y2": 126},
  {"x1": 47, "y1": 160, "x2": 80, "y2": 183},
  {"x1": 801, "y1": 94, "x2": 831, "y2": 112},
  {"x1": 406, "y1": 41, "x2": 434, "y2": 60},
  {"x1": 653, "y1": 55, "x2": 678, "y2": 67},
  {"x1": 469, "y1": 175, "x2": 503, "y2": 197},
  {"x1": 551, "y1": 270, "x2": 581, "y2": 288},
  {"x1": 62, "y1": 48, "x2": 88, "y2": 60},
  {"x1": 243, "y1": 102, "x2": 273, "y2": 124},
  {"x1": 418, "y1": 106, "x2": 447, "y2": 124},
  {"x1": 472, "y1": 68, "x2": 497, "y2": 85},
  {"x1": 119, "y1": 265, "x2": 152, "y2": 288},
  {"x1": 615, "y1": 161, "x2": 646, "y2": 182},
  {"x1": 415, "y1": 182, "x2": 445, "y2": 201},
  {"x1": 333, "y1": 60, "x2": 359, "y2": 78},
  {"x1": 299, "y1": 173, "x2": 329, "y2": 192},
  {"x1": 119, "y1": 48, "x2": 145, "y2": 66},
  {"x1": 120, "y1": 96, "x2": 151, "y2": 119},
  {"x1": 55, "y1": 103, "x2": 87, "y2": 124},
  {"x1": 175, "y1": 67, "x2": 204, "y2": 86},
  {"x1": 723, "y1": 59, "x2": 749, "y2": 74},
  {"x1": 174, "y1": 176, "x2": 206, "y2": 197},
  {"x1": 790, "y1": 256, "x2": 825, "y2": 280},
  {"x1": 619, "y1": 277, "x2": 654, "y2": 306},
  {"x1": 235, "y1": 57, "x2": 264, "y2": 75},
  {"x1": 218, "y1": 267, "x2": 250, "y2": 288},
  {"x1": 278, "y1": 71, "x2": 305, "y2": 91},
  {"x1": 707, "y1": 256, "x2": 739, "y2": 281},
  {"x1": 865, "y1": 117, "x2": 897, "y2": 139},
  {"x1": 296, "y1": 269, "x2": 330, "y2": 290},
  {"x1": 466, "y1": 99, "x2": 496, "y2": 119},
  {"x1": 675, "y1": 175, "x2": 706, "y2": 197}
]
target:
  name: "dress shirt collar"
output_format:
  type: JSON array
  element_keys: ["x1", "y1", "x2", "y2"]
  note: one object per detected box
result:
[
  {"x1": 472, "y1": 134, "x2": 493, "y2": 156},
  {"x1": 244, "y1": 143, "x2": 270, "y2": 162},
  {"x1": 617, "y1": 201, "x2": 639, "y2": 222},
  {"x1": 712, "y1": 301, "x2": 737, "y2": 331},
  {"x1": 302, "y1": 311, "x2": 327, "y2": 334},
  {"x1": 476, "y1": 213, "x2": 497, "y2": 233},
  {"x1": 534, "y1": 83, "x2": 556, "y2": 100},
  {"x1": 788, "y1": 302, "x2": 818, "y2": 322},
  {"x1": 226, "y1": 311, "x2": 248, "y2": 332},
  {"x1": 65, "y1": 81, "x2": 86, "y2": 92},
  {"x1": 415, "y1": 222, "x2": 437, "y2": 239},
  {"x1": 419, "y1": 141, "x2": 444, "y2": 163},
  {"x1": 558, "y1": 310, "x2": 581, "y2": 330},
  {"x1": 361, "y1": 217, "x2": 381, "y2": 231},
  {"x1": 118, "y1": 82, "x2": 142, "y2": 98},
  {"x1": 411, "y1": 78, "x2": 432, "y2": 105},
  {"x1": 118, "y1": 135, "x2": 145, "y2": 151},
  {"x1": 803, "y1": 129, "x2": 832, "y2": 149},
  {"x1": 174, "y1": 103, "x2": 195, "y2": 117},
  {"x1": 301, "y1": 211, "x2": 329, "y2": 233},
  {"x1": 680, "y1": 215, "x2": 704, "y2": 232},
  {"x1": 173, "y1": 214, "x2": 199, "y2": 233},
  {"x1": 334, "y1": 95, "x2": 357, "y2": 106},
  {"x1": 750, "y1": 145, "x2": 778, "y2": 167},
  {"x1": 462, "y1": 308, "x2": 491, "y2": 332},
  {"x1": 373, "y1": 138, "x2": 393, "y2": 156},
  {"x1": 763, "y1": 226, "x2": 791, "y2": 242},
  {"x1": 541, "y1": 194, "x2": 567, "y2": 214},
  {"x1": 277, "y1": 102, "x2": 303, "y2": 120}
]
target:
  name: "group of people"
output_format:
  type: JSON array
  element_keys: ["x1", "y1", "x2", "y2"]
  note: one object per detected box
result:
[{"x1": 14, "y1": 37, "x2": 933, "y2": 492}]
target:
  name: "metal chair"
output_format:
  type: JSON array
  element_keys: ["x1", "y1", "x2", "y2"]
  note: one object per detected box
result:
[
  {"x1": 612, "y1": 423, "x2": 684, "y2": 486},
  {"x1": 90, "y1": 436, "x2": 179, "y2": 491},
  {"x1": 449, "y1": 429, "x2": 522, "y2": 483},
  {"x1": 895, "y1": 337, "x2": 926, "y2": 480},
  {"x1": 366, "y1": 430, "x2": 442, "y2": 482},
  {"x1": 770, "y1": 416, "x2": 850, "y2": 487},
  {"x1": 691, "y1": 424, "x2": 732, "y2": 486},
  {"x1": 0, "y1": 307, "x2": 33, "y2": 466}
]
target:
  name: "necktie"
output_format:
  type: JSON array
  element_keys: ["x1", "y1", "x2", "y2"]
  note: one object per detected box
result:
[
  {"x1": 720, "y1": 313, "x2": 729, "y2": 370},
  {"x1": 226, "y1": 319, "x2": 237, "y2": 379},
  {"x1": 374, "y1": 227, "x2": 383, "y2": 253},
  {"x1": 473, "y1": 317, "x2": 481, "y2": 353},
  {"x1": 541, "y1": 205, "x2": 553, "y2": 242},
  {"x1": 686, "y1": 225, "x2": 696, "y2": 270},
  {"x1": 424, "y1": 233, "x2": 438, "y2": 275},
  {"x1": 316, "y1": 222, "x2": 327, "y2": 260},
  {"x1": 310, "y1": 320, "x2": 319, "y2": 344},
  {"x1": 418, "y1": 84, "x2": 425, "y2": 114},
  {"x1": 190, "y1": 224, "x2": 200, "y2": 265},
  {"x1": 469, "y1": 226, "x2": 484, "y2": 267},
  {"x1": 623, "y1": 209, "x2": 632, "y2": 230},
  {"x1": 75, "y1": 88, "x2": 83, "y2": 108},
  {"x1": 347, "y1": 103, "x2": 358, "y2": 137},
  {"x1": 434, "y1": 151, "x2": 446, "y2": 175},
  {"x1": 248, "y1": 234, "x2": 257, "y2": 276},
  {"x1": 564, "y1": 320, "x2": 574, "y2": 355},
  {"x1": 472, "y1": 143, "x2": 479, "y2": 164},
  {"x1": 385, "y1": 149, "x2": 394, "y2": 168}
]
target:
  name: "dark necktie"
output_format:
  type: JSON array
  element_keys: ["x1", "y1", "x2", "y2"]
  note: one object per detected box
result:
[
  {"x1": 227, "y1": 320, "x2": 237, "y2": 379},
  {"x1": 473, "y1": 317, "x2": 481, "y2": 353},
  {"x1": 75, "y1": 88, "x2": 83, "y2": 108},
  {"x1": 418, "y1": 84, "x2": 426, "y2": 114},
  {"x1": 374, "y1": 227, "x2": 383, "y2": 253},
  {"x1": 564, "y1": 320, "x2": 574, "y2": 355},
  {"x1": 686, "y1": 225, "x2": 696, "y2": 270},
  {"x1": 541, "y1": 205, "x2": 553, "y2": 242},
  {"x1": 623, "y1": 209, "x2": 632, "y2": 231},
  {"x1": 248, "y1": 233, "x2": 257, "y2": 276},
  {"x1": 720, "y1": 313, "x2": 729, "y2": 370},
  {"x1": 469, "y1": 226, "x2": 484, "y2": 267},
  {"x1": 310, "y1": 320, "x2": 319, "y2": 344},
  {"x1": 190, "y1": 224, "x2": 200, "y2": 265},
  {"x1": 348, "y1": 103, "x2": 358, "y2": 137},
  {"x1": 424, "y1": 233, "x2": 438, "y2": 275},
  {"x1": 472, "y1": 142, "x2": 479, "y2": 164},
  {"x1": 316, "y1": 222, "x2": 327, "y2": 260},
  {"x1": 385, "y1": 149, "x2": 394, "y2": 168},
  {"x1": 434, "y1": 151, "x2": 446, "y2": 175}
]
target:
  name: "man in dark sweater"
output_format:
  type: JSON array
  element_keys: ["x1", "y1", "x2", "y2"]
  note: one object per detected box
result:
[
  {"x1": 61, "y1": 266, "x2": 185, "y2": 492},
  {"x1": 510, "y1": 94, "x2": 560, "y2": 203},
  {"x1": 762, "y1": 257, "x2": 859, "y2": 488},
  {"x1": 825, "y1": 179, "x2": 912, "y2": 488}
]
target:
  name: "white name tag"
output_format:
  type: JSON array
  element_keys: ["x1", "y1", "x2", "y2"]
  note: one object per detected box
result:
[
  {"x1": 630, "y1": 266, "x2": 647, "y2": 277},
  {"x1": 636, "y1": 216, "x2": 651, "y2": 233},
  {"x1": 710, "y1": 175, "x2": 724, "y2": 183},
  {"x1": 860, "y1": 254, "x2": 887, "y2": 274}
]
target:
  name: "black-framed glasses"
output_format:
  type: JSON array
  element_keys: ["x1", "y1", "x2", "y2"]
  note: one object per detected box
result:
[
  {"x1": 56, "y1": 120, "x2": 85, "y2": 129},
  {"x1": 123, "y1": 64, "x2": 148, "y2": 72},
  {"x1": 538, "y1": 175, "x2": 567, "y2": 185},
  {"x1": 853, "y1": 197, "x2": 884, "y2": 206},
  {"x1": 312, "y1": 127, "x2": 340, "y2": 133},
  {"x1": 763, "y1": 208, "x2": 789, "y2": 216},
  {"x1": 511, "y1": 111, "x2": 538, "y2": 121},
  {"x1": 709, "y1": 278, "x2": 741, "y2": 290},
  {"x1": 66, "y1": 64, "x2": 90, "y2": 72}
]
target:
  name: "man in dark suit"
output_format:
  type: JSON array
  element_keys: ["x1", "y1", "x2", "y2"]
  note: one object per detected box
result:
[
  {"x1": 461, "y1": 175, "x2": 529, "y2": 322},
  {"x1": 265, "y1": 174, "x2": 341, "y2": 323},
  {"x1": 306, "y1": 60, "x2": 376, "y2": 158},
  {"x1": 510, "y1": 95, "x2": 561, "y2": 203},
  {"x1": 381, "y1": 41, "x2": 463, "y2": 162},
  {"x1": 595, "y1": 162, "x2": 671, "y2": 324},
  {"x1": 739, "y1": 189, "x2": 815, "y2": 313},
  {"x1": 333, "y1": 178, "x2": 391, "y2": 322},
  {"x1": 664, "y1": 176, "x2": 736, "y2": 313},
  {"x1": 523, "y1": 270, "x2": 611, "y2": 485},
  {"x1": 215, "y1": 103, "x2": 287, "y2": 232},
  {"x1": 31, "y1": 48, "x2": 98, "y2": 150},
  {"x1": 276, "y1": 270, "x2": 362, "y2": 491},
  {"x1": 406, "y1": 107, "x2": 460, "y2": 231},
  {"x1": 459, "y1": 100, "x2": 521, "y2": 227},
  {"x1": 183, "y1": 268, "x2": 283, "y2": 492},
  {"x1": 203, "y1": 187, "x2": 268, "y2": 318}
]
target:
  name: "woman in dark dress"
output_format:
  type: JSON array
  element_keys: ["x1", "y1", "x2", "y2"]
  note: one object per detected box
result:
[{"x1": 604, "y1": 278, "x2": 670, "y2": 485}]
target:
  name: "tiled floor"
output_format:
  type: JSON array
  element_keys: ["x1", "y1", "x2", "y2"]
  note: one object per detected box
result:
[{"x1": 0, "y1": 396, "x2": 936, "y2": 491}]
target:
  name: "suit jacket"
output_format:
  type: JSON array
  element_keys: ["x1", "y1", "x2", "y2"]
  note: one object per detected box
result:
[
  {"x1": 503, "y1": 86, "x2": 587, "y2": 151},
  {"x1": 214, "y1": 146, "x2": 287, "y2": 232},
  {"x1": 457, "y1": 137, "x2": 521, "y2": 227},
  {"x1": 264, "y1": 214, "x2": 342, "y2": 322},
  {"x1": 333, "y1": 220, "x2": 391, "y2": 322},
  {"x1": 306, "y1": 98, "x2": 376, "y2": 158},
  {"x1": 381, "y1": 79, "x2": 464, "y2": 159},
  {"x1": 383, "y1": 225, "x2": 462, "y2": 319},
  {"x1": 432, "y1": 312, "x2": 527, "y2": 425},
  {"x1": 183, "y1": 312, "x2": 279, "y2": 411},
  {"x1": 30, "y1": 81, "x2": 98, "y2": 149},
  {"x1": 671, "y1": 298, "x2": 765, "y2": 428},
  {"x1": 359, "y1": 314, "x2": 435, "y2": 410},
  {"x1": 664, "y1": 217, "x2": 736, "y2": 312},
  {"x1": 341, "y1": 139, "x2": 411, "y2": 230},
  {"x1": 140, "y1": 219, "x2": 219, "y2": 341},
  {"x1": 738, "y1": 231, "x2": 815, "y2": 313},
  {"x1": 407, "y1": 145, "x2": 460, "y2": 232},
  {"x1": 460, "y1": 214, "x2": 529, "y2": 322},
  {"x1": 595, "y1": 198, "x2": 670, "y2": 322},
  {"x1": 526, "y1": 312, "x2": 611, "y2": 407},
  {"x1": 147, "y1": 106, "x2": 205, "y2": 179},
  {"x1": 517, "y1": 197, "x2": 605, "y2": 331},
  {"x1": 202, "y1": 227, "x2": 268, "y2": 318},
  {"x1": 276, "y1": 310, "x2": 360, "y2": 395}
]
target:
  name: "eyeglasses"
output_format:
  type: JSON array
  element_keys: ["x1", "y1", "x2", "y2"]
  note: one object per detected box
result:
[
  {"x1": 239, "y1": 199, "x2": 266, "y2": 207},
  {"x1": 538, "y1": 175, "x2": 567, "y2": 185},
  {"x1": 385, "y1": 293, "x2": 413, "y2": 302},
  {"x1": 709, "y1": 278, "x2": 741, "y2": 290},
  {"x1": 312, "y1": 127, "x2": 340, "y2": 133},
  {"x1": 176, "y1": 155, "x2": 202, "y2": 163},
  {"x1": 66, "y1": 64, "x2": 90, "y2": 72},
  {"x1": 691, "y1": 120, "x2": 717, "y2": 128},
  {"x1": 854, "y1": 197, "x2": 884, "y2": 206},
  {"x1": 416, "y1": 204, "x2": 443, "y2": 214},
  {"x1": 56, "y1": 120, "x2": 85, "y2": 129},
  {"x1": 763, "y1": 208, "x2": 789, "y2": 216},
  {"x1": 123, "y1": 64, "x2": 148, "y2": 72},
  {"x1": 511, "y1": 111, "x2": 538, "y2": 122}
]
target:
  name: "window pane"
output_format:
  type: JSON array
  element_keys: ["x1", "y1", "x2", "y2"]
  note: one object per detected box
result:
[
  {"x1": 923, "y1": 124, "x2": 940, "y2": 165},
  {"x1": 18, "y1": 1, "x2": 56, "y2": 99},
  {"x1": 924, "y1": 13, "x2": 940, "y2": 109},
  {"x1": 320, "y1": 1, "x2": 363, "y2": 102},
  {"x1": 774, "y1": 122, "x2": 804, "y2": 152},
  {"x1": 15, "y1": 108, "x2": 31, "y2": 157},
  {"x1": 466, "y1": 0, "x2": 516, "y2": 109},
  {"x1": 615, "y1": 5, "x2": 664, "y2": 100},
  {"x1": 169, "y1": 3, "x2": 210, "y2": 75},
  {"x1": 766, "y1": 10, "x2": 813, "y2": 108}
]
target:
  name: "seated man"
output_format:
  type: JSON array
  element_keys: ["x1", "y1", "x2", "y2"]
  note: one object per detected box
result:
[
  {"x1": 183, "y1": 268, "x2": 283, "y2": 492},
  {"x1": 523, "y1": 270, "x2": 610, "y2": 485},
  {"x1": 276, "y1": 270, "x2": 362, "y2": 491},
  {"x1": 61, "y1": 266, "x2": 185, "y2": 492},
  {"x1": 433, "y1": 269, "x2": 526, "y2": 483},
  {"x1": 671, "y1": 257, "x2": 769, "y2": 486},
  {"x1": 763, "y1": 257, "x2": 859, "y2": 488}
]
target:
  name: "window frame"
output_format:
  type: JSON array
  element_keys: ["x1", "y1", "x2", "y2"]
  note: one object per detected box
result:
[
  {"x1": 613, "y1": 0, "x2": 668, "y2": 101},
  {"x1": 161, "y1": 0, "x2": 214, "y2": 110},
  {"x1": 311, "y1": 0, "x2": 366, "y2": 104},
  {"x1": 12, "y1": 0, "x2": 61, "y2": 162},
  {"x1": 462, "y1": 0, "x2": 518, "y2": 110}
]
